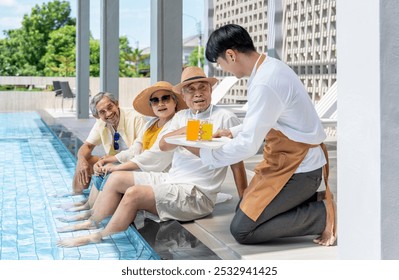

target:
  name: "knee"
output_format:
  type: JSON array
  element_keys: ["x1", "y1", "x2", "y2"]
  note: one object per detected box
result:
[
  {"x1": 230, "y1": 219, "x2": 252, "y2": 244},
  {"x1": 106, "y1": 172, "x2": 126, "y2": 187},
  {"x1": 123, "y1": 187, "x2": 141, "y2": 205}
]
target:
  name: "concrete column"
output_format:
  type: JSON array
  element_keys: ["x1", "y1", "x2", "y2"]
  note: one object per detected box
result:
[
  {"x1": 267, "y1": 0, "x2": 283, "y2": 59},
  {"x1": 76, "y1": 0, "x2": 90, "y2": 119},
  {"x1": 150, "y1": 0, "x2": 182, "y2": 85},
  {"x1": 337, "y1": 0, "x2": 399, "y2": 259},
  {"x1": 100, "y1": 0, "x2": 119, "y2": 98}
]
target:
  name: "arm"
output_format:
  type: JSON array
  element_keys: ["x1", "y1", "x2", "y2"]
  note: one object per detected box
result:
[
  {"x1": 74, "y1": 142, "x2": 96, "y2": 188},
  {"x1": 102, "y1": 161, "x2": 139, "y2": 173},
  {"x1": 182, "y1": 124, "x2": 235, "y2": 157},
  {"x1": 116, "y1": 118, "x2": 149, "y2": 163},
  {"x1": 201, "y1": 86, "x2": 284, "y2": 168},
  {"x1": 93, "y1": 155, "x2": 118, "y2": 174},
  {"x1": 159, "y1": 126, "x2": 186, "y2": 151},
  {"x1": 230, "y1": 161, "x2": 248, "y2": 198}
]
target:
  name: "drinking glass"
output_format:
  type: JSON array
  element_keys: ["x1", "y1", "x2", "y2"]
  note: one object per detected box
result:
[
  {"x1": 200, "y1": 121, "x2": 213, "y2": 141},
  {"x1": 186, "y1": 119, "x2": 200, "y2": 141}
]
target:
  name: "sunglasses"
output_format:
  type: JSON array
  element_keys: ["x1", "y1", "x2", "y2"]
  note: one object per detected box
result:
[
  {"x1": 113, "y1": 132, "x2": 120, "y2": 150},
  {"x1": 149, "y1": 95, "x2": 172, "y2": 106}
]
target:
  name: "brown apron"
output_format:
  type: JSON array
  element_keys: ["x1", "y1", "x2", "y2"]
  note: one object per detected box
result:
[{"x1": 240, "y1": 129, "x2": 332, "y2": 222}]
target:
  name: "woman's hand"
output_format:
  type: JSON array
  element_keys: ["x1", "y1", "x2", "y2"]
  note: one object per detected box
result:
[
  {"x1": 101, "y1": 163, "x2": 116, "y2": 174},
  {"x1": 93, "y1": 159, "x2": 105, "y2": 175}
]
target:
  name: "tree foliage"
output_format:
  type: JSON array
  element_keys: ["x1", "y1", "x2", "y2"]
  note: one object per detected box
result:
[
  {"x1": 0, "y1": 0, "x2": 75, "y2": 76},
  {"x1": 187, "y1": 46, "x2": 205, "y2": 68},
  {"x1": 0, "y1": 0, "x2": 150, "y2": 77},
  {"x1": 42, "y1": 25, "x2": 76, "y2": 76}
]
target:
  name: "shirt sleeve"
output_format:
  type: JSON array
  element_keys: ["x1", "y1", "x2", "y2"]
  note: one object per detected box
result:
[
  {"x1": 115, "y1": 119, "x2": 150, "y2": 163},
  {"x1": 114, "y1": 140, "x2": 143, "y2": 163},
  {"x1": 130, "y1": 121, "x2": 174, "y2": 172},
  {"x1": 230, "y1": 124, "x2": 243, "y2": 138},
  {"x1": 85, "y1": 120, "x2": 102, "y2": 146},
  {"x1": 200, "y1": 84, "x2": 285, "y2": 168}
]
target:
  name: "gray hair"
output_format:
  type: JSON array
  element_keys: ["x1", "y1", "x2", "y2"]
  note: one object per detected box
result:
[{"x1": 90, "y1": 92, "x2": 118, "y2": 117}]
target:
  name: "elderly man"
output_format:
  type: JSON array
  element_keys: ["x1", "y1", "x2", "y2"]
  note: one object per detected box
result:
[
  {"x1": 72, "y1": 91, "x2": 145, "y2": 194},
  {"x1": 57, "y1": 68, "x2": 247, "y2": 247}
]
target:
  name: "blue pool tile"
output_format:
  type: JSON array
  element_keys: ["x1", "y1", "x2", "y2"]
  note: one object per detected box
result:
[{"x1": 0, "y1": 112, "x2": 160, "y2": 260}]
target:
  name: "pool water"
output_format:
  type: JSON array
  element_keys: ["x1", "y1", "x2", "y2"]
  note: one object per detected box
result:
[{"x1": 0, "y1": 112, "x2": 159, "y2": 260}]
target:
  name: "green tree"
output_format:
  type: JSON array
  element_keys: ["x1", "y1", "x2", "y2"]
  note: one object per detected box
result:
[
  {"x1": 0, "y1": 0, "x2": 150, "y2": 78},
  {"x1": 187, "y1": 46, "x2": 205, "y2": 68},
  {"x1": 42, "y1": 25, "x2": 76, "y2": 76},
  {"x1": 119, "y1": 36, "x2": 150, "y2": 77},
  {"x1": 89, "y1": 39, "x2": 100, "y2": 77},
  {"x1": 119, "y1": 36, "x2": 134, "y2": 77},
  {"x1": 0, "y1": 0, "x2": 74, "y2": 76}
]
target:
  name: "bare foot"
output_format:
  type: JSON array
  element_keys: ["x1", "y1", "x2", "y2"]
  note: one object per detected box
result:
[
  {"x1": 49, "y1": 192, "x2": 82, "y2": 198},
  {"x1": 56, "y1": 219, "x2": 97, "y2": 233},
  {"x1": 56, "y1": 199, "x2": 87, "y2": 210},
  {"x1": 66, "y1": 202, "x2": 91, "y2": 212},
  {"x1": 57, "y1": 211, "x2": 92, "y2": 223},
  {"x1": 313, "y1": 198, "x2": 337, "y2": 246},
  {"x1": 57, "y1": 232, "x2": 103, "y2": 247}
]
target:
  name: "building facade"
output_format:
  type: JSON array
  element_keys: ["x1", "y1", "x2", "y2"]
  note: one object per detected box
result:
[{"x1": 209, "y1": 0, "x2": 337, "y2": 104}]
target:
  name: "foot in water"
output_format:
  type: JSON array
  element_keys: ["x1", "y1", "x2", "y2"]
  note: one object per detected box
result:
[
  {"x1": 313, "y1": 198, "x2": 337, "y2": 246},
  {"x1": 56, "y1": 199, "x2": 88, "y2": 210},
  {"x1": 56, "y1": 219, "x2": 97, "y2": 233},
  {"x1": 57, "y1": 211, "x2": 92, "y2": 223},
  {"x1": 57, "y1": 232, "x2": 103, "y2": 247}
]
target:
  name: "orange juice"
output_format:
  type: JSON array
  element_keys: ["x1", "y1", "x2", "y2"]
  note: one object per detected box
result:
[
  {"x1": 186, "y1": 119, "x2": 200, "y2": 141},
  {"x1": 200, "y1": 122, "x2": 213, "y2": 141}
]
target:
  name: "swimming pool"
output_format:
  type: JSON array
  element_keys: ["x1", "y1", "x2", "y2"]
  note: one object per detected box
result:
[{"x1": 0, "y1": 112, "x2": 159, "y2": 260}]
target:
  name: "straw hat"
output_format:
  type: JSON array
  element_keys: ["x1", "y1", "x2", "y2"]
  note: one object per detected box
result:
[
  {"x1": 172, "y1": 66, "x2": 218, "y2": 93},
  {"x1": 133, "y1": 81, "x2": 188, "y2": 117}
]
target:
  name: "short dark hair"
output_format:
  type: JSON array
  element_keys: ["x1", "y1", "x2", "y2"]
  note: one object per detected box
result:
[{"x1": 205, "y1": 24, "x2": 256, "y2": 63}]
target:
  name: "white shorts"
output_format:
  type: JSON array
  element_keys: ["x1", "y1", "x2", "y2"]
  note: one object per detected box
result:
[{"x1": 133, "y1": 171, "x2": 214, "y2": 222}]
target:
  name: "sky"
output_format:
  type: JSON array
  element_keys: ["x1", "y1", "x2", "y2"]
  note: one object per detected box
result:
[{"x1": 0, "y1": 0, "x2": 205, "y2": 49}]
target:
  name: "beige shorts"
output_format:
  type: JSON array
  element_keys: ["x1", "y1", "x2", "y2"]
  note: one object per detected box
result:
[{"x1": 133, "y1": 171, "x2": 214, "y2": 222}]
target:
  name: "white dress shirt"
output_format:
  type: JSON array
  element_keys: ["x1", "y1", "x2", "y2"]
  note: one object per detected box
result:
[{"x1": 200, "y1": 56, "x2": 327, "y2": 173}]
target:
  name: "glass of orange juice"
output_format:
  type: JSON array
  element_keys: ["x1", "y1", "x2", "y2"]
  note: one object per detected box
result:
[
  {"x1": 200, "y1": 120, "x2": 213, "y2": 141},
  {"x1": 186, "y1": 119, "x2": 200, "y2": 141}
]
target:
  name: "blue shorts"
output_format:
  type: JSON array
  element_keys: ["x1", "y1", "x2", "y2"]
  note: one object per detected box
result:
[{"x1": 91, "y1": 174, "x2": 111, "y2": 191}]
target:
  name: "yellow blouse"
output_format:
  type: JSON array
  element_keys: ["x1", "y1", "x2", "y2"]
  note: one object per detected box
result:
[{"x1": 142, "y1": 121, "x2": 163, "y2": 150}]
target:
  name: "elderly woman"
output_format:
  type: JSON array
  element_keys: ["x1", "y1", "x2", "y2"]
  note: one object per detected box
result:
[{"x1": 58, "y1": 81, "x2": 187, "y2": 221}]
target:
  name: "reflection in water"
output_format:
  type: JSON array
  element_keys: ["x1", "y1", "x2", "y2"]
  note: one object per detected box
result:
[{"x1": 136, "y1": 215, "x2": 220, "y2": 260}]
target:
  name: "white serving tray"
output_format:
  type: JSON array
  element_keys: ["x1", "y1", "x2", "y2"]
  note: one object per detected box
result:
[{"x1": 164, "y1": 135, "x2": 231, "y2": 149}]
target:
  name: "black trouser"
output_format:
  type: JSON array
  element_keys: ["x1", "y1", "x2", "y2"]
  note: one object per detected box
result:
[{"x1": 230, "y1": 168, "x2": 326, "y2": 244}]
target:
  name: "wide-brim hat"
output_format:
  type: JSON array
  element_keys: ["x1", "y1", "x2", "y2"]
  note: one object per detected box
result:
[
  {"x1": 172, "y1": 66, "x2": 218, "y2": 93},
  {"x1": 133, "y1": 81, "x2": 188, "y2": 117}
]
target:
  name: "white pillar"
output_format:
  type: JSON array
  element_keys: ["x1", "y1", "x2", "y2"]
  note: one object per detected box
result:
[{"x1": 337, "y1": 0, "x2": 399, "y2": 259}]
